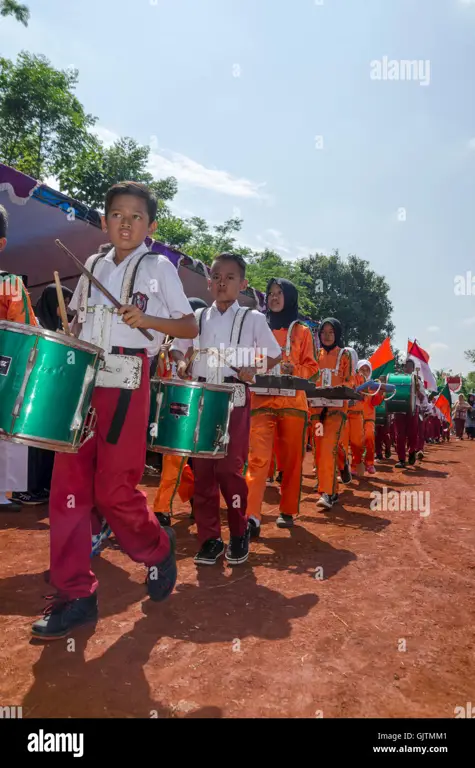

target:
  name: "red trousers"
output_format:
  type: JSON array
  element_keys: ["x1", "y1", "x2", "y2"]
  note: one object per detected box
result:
[
  {"x1": 454, "y1": 418, "x2": 465, "y2": 439},
  {"x1": 375, "y1": 422, "x2": 391, "y2": 455},
  {"x1": 394, "y1": 411, "x2": 419, "y2": 462},
  {"x1": 193, "y1": 392, "x2": 250, "y2": 544},
  {"x1": 49, "y1": 355, "x2": 170, "y2": 600}
]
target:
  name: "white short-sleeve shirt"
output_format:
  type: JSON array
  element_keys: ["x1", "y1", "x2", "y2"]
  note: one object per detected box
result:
[
  {"x1": 69, "y1": 243, "x2": 192, "y2": 357},
  {"x1": 172, "y1": 300, "x2": 281, "y2": 378}
]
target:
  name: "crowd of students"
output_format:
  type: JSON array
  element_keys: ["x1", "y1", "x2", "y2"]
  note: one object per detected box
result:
[{"x1": 0, "y1": 183, "x2": 472, "y2": 641}]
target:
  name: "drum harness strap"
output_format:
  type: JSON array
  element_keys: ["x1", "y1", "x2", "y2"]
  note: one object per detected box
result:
[{"x1": 76, "y1": 250, "x2": 157, "y2": 444}]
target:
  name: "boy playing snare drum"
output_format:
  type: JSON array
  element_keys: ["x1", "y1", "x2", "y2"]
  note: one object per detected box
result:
[
  {"x1": 173, "y1": 253, "x2": 281, "y2": 566},
  {"x1": 31, "y1": 182, "x2": 198, "y2": 640}
]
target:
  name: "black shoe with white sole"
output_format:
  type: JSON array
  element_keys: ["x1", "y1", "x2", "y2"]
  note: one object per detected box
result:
[
  {"x1": 408, "y1": 451, "x2": 417, "y2": 465},
  {"x1": 276, "y1": 513, "x2": 294, "y2": 528},
  {"x1": 225, "y1": 528, "x2": 250, "y2": 565},
  {"x1": 248, "y1": 518, "x2": 261, "y2": 539},
  {"x1": 194, "y1": 538, "x2": 225, "y2": 566},
  {"x1": 31, "y1": 593, "x2": 98, "y2": 640},
  {"x1": 340, "y1": 463, "x2": 352, "y2": 485},
  {"x1": 147, "y1": 527, "x2": 177, "y2": 602},
  {"x1": 384, "y1": 448, "x2": 391, "y2": 459},
  {"x1": 395, "y1": 460, "x2": 406, "y2": 468},
  {"x1": 155, "y1": 512, "x2": 171, "y2": 527},
  {"x1": 330, "y1": 493, "x2": 339, "y2": 504},
  {"x1": 12, "y1": 490, "x2": 49, "y2": 506},
  {"x1": 316, "y1": 493, "x2": 333, "y2": 509}
]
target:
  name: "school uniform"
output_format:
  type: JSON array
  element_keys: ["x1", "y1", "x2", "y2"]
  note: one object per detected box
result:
[
  {"x1": 46, "y1": 243, "x2": 192, "y2": 602},
  {"x1": 178, "y1": 300, "x2": 280, "y2": 558}
]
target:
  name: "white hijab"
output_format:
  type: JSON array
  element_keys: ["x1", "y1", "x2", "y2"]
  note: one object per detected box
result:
[{"x1": 357, "y1": 359, "x2": 372, "y2": 380}]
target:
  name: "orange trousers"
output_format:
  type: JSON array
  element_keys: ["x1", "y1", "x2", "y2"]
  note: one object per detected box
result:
[
  {"x1": 312, "y1": 410, "x2": 347, "y2": 496},
  {"x1": 247, "y1": 411, "x2": 307, "y2": 520},
  {"x1": 363, "y1": 419, "x2": 376, "y2": 466},
  {"x1": 267, "y1": 433, "x2": 283, "y2": 478},
  {"x1": 338, "y1": 410, "x2": 364, "y2": 470},
  {"x1": 153, "y1": 454, "x2": 194, "y2": 514}
]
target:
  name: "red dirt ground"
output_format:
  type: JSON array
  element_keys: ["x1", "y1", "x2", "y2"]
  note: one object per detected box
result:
[{"x1": 0, "y1": 441, "x2": 474, "y2": 719}]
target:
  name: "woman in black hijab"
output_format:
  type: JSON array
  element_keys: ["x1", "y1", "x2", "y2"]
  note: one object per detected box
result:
[
  {"x1": 246, "y1": 277, "x2": 319, "y2": 535},
  {"x1": 35, "y1": 283, "x2": 73, "y2": 331}
]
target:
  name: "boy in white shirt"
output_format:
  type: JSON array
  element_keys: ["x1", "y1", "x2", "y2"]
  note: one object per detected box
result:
[
  {"x1": 173, "y1": 253, "x2": 281, "y2": 566},
  {"x1": 32, "y1": 182, "x2": 197, "y2": 640}
]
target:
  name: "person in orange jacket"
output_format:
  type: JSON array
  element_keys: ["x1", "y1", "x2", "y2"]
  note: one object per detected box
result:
[
  {"x1": 246, "y1": 278, "x2": 318, "y2": 534},
  {"x1": 337, "y1": 363, "x2": 366, "y2": 478},
  {"x1": 308, "y1": 318, "x2": 354, "y2": 510},
  {"x1": 356, "y1": 359, "x2": 385, "y2": 475},
  {"x1": 151, "y1": 298, "x2": 208, "y2": 526}
]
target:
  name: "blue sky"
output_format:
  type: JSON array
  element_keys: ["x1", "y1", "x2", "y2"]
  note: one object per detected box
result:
[{"x1": 2, "y1": 0, "x2": 475, "y2": 373}]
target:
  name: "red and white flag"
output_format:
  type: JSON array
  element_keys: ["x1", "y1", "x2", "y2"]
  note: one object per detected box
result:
[
  {"x1": 446, "y1": 375, "x2": 462, "y2": 393},
  {"x1": 407, "y1": 340, "x2": 438, "y2": 391}
]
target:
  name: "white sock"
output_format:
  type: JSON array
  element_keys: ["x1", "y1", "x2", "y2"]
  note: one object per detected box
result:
[{"x1": 0, "y1": 493, "x2": 11, "y2": 505}]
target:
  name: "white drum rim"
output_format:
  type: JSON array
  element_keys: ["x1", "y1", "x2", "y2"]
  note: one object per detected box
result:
[
  {"x1": 0, "y1": 432, "x2": 80, "y2": 453},
  {"x1": 150, "y1": 376, "x2": 236, "y2": 394},
  {"x1": 0, "y1": 320, "x2": 104, "y2": 359}
]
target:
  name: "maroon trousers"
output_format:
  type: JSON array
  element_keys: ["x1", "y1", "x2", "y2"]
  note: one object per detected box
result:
[
  {"x1": 394, "y1": 411, "x2": 419, "y2": 462},
  {"x1": 454, "y1": 418, "x2": 465, "y2": 439},
  {"x1": 193, "y1": 391, "x2": 250, "y2": 544},
  {"x1": 49, "y1": 354, "x2": 170, "y2": 600},
  {"x1": 375, "y1": 423, "x2": 391, "y2": 455}
]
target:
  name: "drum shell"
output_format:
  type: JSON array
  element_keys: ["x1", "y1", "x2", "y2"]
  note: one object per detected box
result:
[
  {"x1": 0, "y1": 321, "x2": 103, "y2": 452},
  {"x1": 148, "y1": 378, "x2": 234, "y2": 458},
  {"x1": 385, "y1": 374, "x2": 416, "y2": 415},
  {"x1": 375, "y1": 403, "x2": 388, "y2": 425}
]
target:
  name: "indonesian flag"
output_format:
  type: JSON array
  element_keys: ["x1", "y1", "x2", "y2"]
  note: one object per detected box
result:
[
  {"x1": 407, "y1": 340, "x2": 438, "y2": 392},
  {"x1": 435, "y1": 383, "x2": 453, "y2": 426},
  {"x1": 369, "y1": 337, "x2": 395, "y2": 378}
]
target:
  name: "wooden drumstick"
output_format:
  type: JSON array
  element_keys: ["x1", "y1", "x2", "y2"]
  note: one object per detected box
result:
[
  {"x1": 55, "y1": 239, "x2": 154, "y2": 342},
  {"x1": 53, "y1": 271, "x2": 71, "y2": 335}
]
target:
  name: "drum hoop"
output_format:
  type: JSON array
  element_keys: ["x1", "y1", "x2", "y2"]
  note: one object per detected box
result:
[
  {"x1": 0, "y1": 320, "x2": 104, "y2": 358},
  {"x1": 0, "y1": 432, "x2": 80, "y2": 453}
]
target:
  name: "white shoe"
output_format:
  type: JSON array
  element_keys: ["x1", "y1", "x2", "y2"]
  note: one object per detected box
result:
[{"x1": 316, "y1": 493, "x2": 333, "y2": 509}]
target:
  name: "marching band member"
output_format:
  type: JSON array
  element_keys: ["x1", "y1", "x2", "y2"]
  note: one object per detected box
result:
[
  {"x1": 32, "y1": 182, "x2": 198, "y2": 640},
  {"x1": 309, "y1": 318, "x2": 353, "y2": 509},
  {"x1": 356, "y1": 359, "x2": 385, "y2": 474},
  {"x1": 0, "y1": 204, "x2": 37, "y2": 512},
  {"x1": 394, "y1": 359, "x2": 427, "y2": 467},
  {"x1": 337, "y1": 360, "x2": 365, "y2": 478},
  {"x1": 152, "y1": 298, "x2": 209, "y2": 526},
  {"x1": 174, "y1": 253, "x2": 281, "y2": 565},
  {"x1": 246, "y1": 279, "x2": 318, "y2": 534}
]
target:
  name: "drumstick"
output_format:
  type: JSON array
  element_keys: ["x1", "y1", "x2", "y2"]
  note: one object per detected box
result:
[
  {"x1": 55, "y1": 239, "x2": 154, "y2": 342},
  {"x1": 53, "y1": 271, "x2": 71, "y2": 335}
]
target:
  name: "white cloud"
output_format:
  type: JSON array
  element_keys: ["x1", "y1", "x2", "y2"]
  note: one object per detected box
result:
[
  {"x1": 429, "y1": 342, "x2": 449, "y2": 351},
  {"x1": 462, "y1": 317, "x2": 475, "y2": 325},
  {"x1": 91, "y1": 126, "x2": 267, "y2": 199},
  {"x1": 460, "y1": 0, "x2": 475, "y2": 5},
  {"x1": 427, "y1": 325, "x2": 440, "y2": 332}
]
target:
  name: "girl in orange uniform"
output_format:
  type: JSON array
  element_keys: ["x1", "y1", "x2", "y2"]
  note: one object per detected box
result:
[
  {"x1": 357, "y1": 359, "x2": 385, "y2": 475},
  {"x1": 309, "y1": 318, "x2": 354, "y2": 510},
  {"x1": 246, "y1": 279, "x2": 318, "y2": 535}
]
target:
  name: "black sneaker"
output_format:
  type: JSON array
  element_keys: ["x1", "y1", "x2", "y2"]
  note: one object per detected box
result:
[
  {"x1": 31, "y1": 593, "x2": 98, "y2": 640},
  {"x1": 155, "y1": 512, "x2": 171, "y2": 527},
  {"x1": 395, "y1": 460, "x2": 406, "y2": 468},
  {"x1": 276, "y1": 513, "x2": 294, "y2": 528},
  {"x1": 11, "y1": 491, "x2": 47, "y2": 506},
  {"x1": 276, "y1": 471, "x2": 283, "y2": 484},
  {"x1": 375, "y1": 453, "x2": 383, "y2": 461},
  {"x1": 340, "y1": 462, "x2": 352, "y2": 485},
  {"x1": 384, "y1": 448, "x2": 391, "y2": 459},
  {"x1": 248, "y1": 518, "x2": 261, "y2": 539},
  {"x1": 225, "y1": 528, "x2": 250, "y2": 565},
  {"x1": 147, "y1": 527, "x2": 177, "y2": 601},
  {"x1": 408, "y1": 451, "x2": 417, "y2": 466},
  {"x1": 330, "y1": 493, "x2": 339, "y2": 504},
  {"x1": 194, "y1": 538, "x2": 225, "y2": 566}
]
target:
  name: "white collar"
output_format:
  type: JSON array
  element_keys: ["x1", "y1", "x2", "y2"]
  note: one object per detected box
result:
[
  {"x1": 104, "y1": 241, "x2": 149, "y2": 265},
  {"x1": 210, "y1": 299, "x2": 240, "y2": 315}
]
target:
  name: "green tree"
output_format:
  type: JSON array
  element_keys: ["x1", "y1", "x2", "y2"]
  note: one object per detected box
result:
[
  {"x1": 59, "y1": 134, "x2": 178, "y2": 210},
  {"x1": 0, "y1": 52, "x2": 96, "y2": 180},
  {"x1": 463, "y1": 372, "x2": 475, "y2": 395},
  {"x1": 245, "y1": 249, "x2": 318, "y2": 317},
  {"x1": 154, "y1": 215, "x2": 247, "y2": 264},
  {"x1": 464, "y1": 349, "x2": 475, "y2": 366},
  {"x1": 295, "y1": 250, "x2": 394, "y2": 357},
  {"x1": 0, "y1": 0, "x2": 29, "y2": 26}
]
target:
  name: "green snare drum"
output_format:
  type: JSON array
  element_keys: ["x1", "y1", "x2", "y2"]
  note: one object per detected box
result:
[
  {"x1": 0, "y1": 321, "x2": 103, "y2": 452},
  {"x1": 385, "y1": 373, "x2": 416, "y2": 415},
  {"x1": 148, "y1": 378, "x2": 235, "y2": 458},
  {"x1": 375, "y1": 402, "x2": 387, "y2": 425}
]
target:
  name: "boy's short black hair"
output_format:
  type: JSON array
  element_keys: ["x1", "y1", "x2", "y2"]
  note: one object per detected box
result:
[
  {"x1": 0, "y1": 204, "x2": 8, "y2": 239},
  {"x1": 212, "y1": 252, "x2": 246, "y2": 278},
  {"x1": 104, "y1": 181, "x2": 157, "y2": 223}
]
